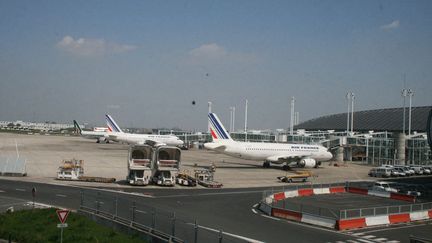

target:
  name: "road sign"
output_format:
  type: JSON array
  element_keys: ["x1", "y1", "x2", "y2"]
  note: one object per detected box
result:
[
  {"x1": 56, "y1": 209, "x2": 70, "y2": 224},
  {"x1": 57, "y1": 223, "x2": 68, "y2": 228}
]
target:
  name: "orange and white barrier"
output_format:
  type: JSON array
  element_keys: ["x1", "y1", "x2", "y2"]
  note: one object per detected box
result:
[{"x1": 337, "y1": 209, "x2": 432, "y2": 230}]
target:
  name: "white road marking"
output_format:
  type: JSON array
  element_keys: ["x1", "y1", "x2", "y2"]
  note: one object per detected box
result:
[
  {"x1": 157, "y1": 190, "x2": 265, "y2": 198},
  {"x1": 358, "y1": 223, "x2": 430, "y2": 234},
  {"x1": 0, "y1": 190, "x2": 5, "y2": 193},
  {"x1": 386, "y1": 241, "x2": 400, "y2": 243},
  {"x1": 347, "y1": 240, "x2": 360, "y2": 243},
  {"x1": 261, "y1": 214, "x2": 280, "y2": 221},
  {"x1": 135, "y1": 210, "x2": 147, "y2": 214},
  {"x1": 252, "y1": 208, "x2": 258, "y2": 214},
  {"x1": 15, "y1": 188, "x2": 26, "y2": 191},
  {"x1": 362, "y1": 235, "x2": 375, "y2": 239},
  {"x1": 24, "y1": 202, "x2": 54, "y2": 209},
  {"x1": 352, "y1": 232, "x2": 365, "y2": 236},
  {"x1": 253, "y1": 203, "x2": 258, "y2": 208},
  {"x1": 373, "y1": 238, "x2": 388, "y2": 242},
  {"x1": 356, "y1": 239, "x2": 375, "y2": 243},
  {"x1": 56, "y1": 194, "x2": 67, "y2": 197}
]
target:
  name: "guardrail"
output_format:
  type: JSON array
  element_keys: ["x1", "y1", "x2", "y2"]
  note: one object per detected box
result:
[{"x1": 80, "y1": 190, "x2": 251, "y2": 243}]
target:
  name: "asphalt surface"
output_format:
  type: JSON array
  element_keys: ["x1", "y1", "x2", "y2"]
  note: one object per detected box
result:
[{"x1": 1, "y1": 178, "x2": 432, "y2": 243}]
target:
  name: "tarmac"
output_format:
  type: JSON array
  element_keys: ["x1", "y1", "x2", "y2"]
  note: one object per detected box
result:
[{"x1": 0, "y1": 132, "x2": 374, "y2": 188}]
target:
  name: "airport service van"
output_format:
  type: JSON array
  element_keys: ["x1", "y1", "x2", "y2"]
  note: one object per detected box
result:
[
  {"x1": 368, "y1": 167, "x2": 392, "y2": 178},
  {"x1": 127, "y1": 145, "x2": 153, "y2": 185},
  {"x1": 151, "y1": 146, "x2": 181, "y2": 186}
]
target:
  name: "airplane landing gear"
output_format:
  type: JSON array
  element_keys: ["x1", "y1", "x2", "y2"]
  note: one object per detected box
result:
[
  {"x1": 282, "y1": 165, "x2": 290, "y2": 171},
  {"x1": 263, "y1": 161, "x2": 270, "y2": 168}
]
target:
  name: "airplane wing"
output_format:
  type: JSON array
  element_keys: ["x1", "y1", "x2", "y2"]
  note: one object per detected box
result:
[
  {"x1": 266, "y1": 155, "x2": 307, "y2": 164},
  {"x1": 137, "y1": 140, "x2": 166, "y2": 147}
]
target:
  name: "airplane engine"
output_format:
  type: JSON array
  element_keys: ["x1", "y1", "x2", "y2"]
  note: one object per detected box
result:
[{"x1": 297, "y1": 158, "x2": 318, "y2": 168}]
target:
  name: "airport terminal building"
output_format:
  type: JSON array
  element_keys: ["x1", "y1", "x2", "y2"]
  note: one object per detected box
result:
[{"x1": 288, "y1": 106, "x2": 431, "y2": 166}]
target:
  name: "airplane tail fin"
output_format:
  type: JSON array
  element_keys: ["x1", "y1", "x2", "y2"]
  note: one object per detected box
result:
[
  {"x1": 208, "y1": 113, "x2": 233, "y2": 142},
  {"x1": 73, "y1": 120, "x2": 82, "y2": 134},
  {"x1": 105, "y1": 114, "x2": 123, "y2": 133}
]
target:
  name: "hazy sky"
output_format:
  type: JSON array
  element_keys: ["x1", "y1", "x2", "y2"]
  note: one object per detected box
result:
[{"x1": 0, "y1": 0, "x2": 431, "y2": 131}]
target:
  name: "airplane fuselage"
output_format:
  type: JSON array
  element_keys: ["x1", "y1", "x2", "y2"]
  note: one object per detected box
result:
[
  {"x1": 113, "y1": 133, "x2": 184, "y2": 147},
  {"x1": 205, "y1": 141, "x2": 332, "y2": 164}
]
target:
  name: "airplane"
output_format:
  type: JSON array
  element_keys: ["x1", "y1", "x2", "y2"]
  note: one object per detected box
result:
[
  {"x1": 106, "y1": 114, "x2": 184, "y2": 147},
  {"x1": 73, "y1": 120, "x2": 109, "y2": 143},
  {"x1": 204, "y1": 113, "x2": 333, "y2": 170}
]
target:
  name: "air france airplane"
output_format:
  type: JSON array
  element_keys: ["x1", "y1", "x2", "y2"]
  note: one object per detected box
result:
[
  {"x1": 106, "y1": 114, "x2": 184, "y2": 147},
  {"x1": 73, "y1": 120, "x2": 110, "y2": 143},
  {"x1": 204, "y1": 113, "x2": 333, "y2": 170}
]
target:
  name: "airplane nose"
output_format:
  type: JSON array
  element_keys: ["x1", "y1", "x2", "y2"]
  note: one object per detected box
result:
[{"x1": 326, "y1": 151, "x2": 333, "y2": 160}]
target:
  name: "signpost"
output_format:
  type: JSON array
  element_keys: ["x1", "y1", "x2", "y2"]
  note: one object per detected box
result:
[
  {"x1": 31, "y1": 187, "x2": 36, "y2": 209},
  {"x1": 56, "y1": 209, "x2": 70, "y2": 243}
]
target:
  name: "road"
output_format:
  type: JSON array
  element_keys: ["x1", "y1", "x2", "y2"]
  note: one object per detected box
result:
[{"x1": 0, "y1": 179, "x2": 431, "y2": 243}]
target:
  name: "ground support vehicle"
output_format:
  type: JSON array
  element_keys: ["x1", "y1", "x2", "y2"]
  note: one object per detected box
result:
[{"x1": 127, "y1": 145, "x2": 153, "y2": 185}]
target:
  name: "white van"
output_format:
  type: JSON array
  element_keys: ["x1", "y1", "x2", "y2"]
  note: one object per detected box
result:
[{"x1": 371, "y1": 167, "x2": 392, "y2": 178}]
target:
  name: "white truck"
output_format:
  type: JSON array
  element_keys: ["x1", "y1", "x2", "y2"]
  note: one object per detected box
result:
[
  {"x1": 127, "y1": 145, "x2": 153, "y2": 185},
  {"x1": 152, "y1": 146, "x2": 181, "y2": 186}
]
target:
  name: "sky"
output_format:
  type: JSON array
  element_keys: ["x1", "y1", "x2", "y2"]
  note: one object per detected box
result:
[{"x1": 0, "y1": 0, "x2": 431, "y2": 131}]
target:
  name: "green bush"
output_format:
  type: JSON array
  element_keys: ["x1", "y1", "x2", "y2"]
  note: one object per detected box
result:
[{"x1": 0, "y1": 208, "x2": 144, "y2": 243}]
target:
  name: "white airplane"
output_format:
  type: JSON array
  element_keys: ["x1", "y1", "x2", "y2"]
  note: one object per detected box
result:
[
  {"x1": 204, "y1": 113, "x2": 333, "y2": 170},
  {"x1": 73, "y1": 120, "x2": 109, "y2": 143},
  {"x1": 106, "y1": 114, "x2": 184, "y2": 147}
]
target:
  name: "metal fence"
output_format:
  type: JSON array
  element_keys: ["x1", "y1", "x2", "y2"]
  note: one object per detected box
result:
[
  {"x1": 79, "y1": 190, "x2": 251, "y2": 243},
  {"x1": 339, "y1": 202, "x2": 432, "y2": 219}
]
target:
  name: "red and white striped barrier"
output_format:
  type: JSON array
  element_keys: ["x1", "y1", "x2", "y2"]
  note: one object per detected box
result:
[
  {"x1": 266, "y1": 186, "x2": 346, "y2": 203},
  {"x1": 347, "y1": 187, "x2": 416, "y2": 202},
  {"x1": 271, "y1": 208, "x2": 336, "y2": 229},
  {"x1": 337, "y1": 209, "x2": 432, "y2": 230}
]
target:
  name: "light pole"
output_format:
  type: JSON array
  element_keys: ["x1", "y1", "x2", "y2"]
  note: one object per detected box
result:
[
  {"x1": 408, "y1": 89, "x2": 414, "y2": 136},
  {"x1": 346, "y1": 92, "x2": 353, "y2": 135},
  {"x1": 232, "y1": 106, "x2": 235, "y2": 132},
  {"x1": 401, "y1": 89, "x2": 408, "y2": 134},
  {"x1": 208, "y1": 102, "x2": 212, "y2": 133},
  {"x1": 229, "y1": 107, "x2": 233, "y2": 132},
  {"x1": 351, "y1": 93, "x2": 355, "y2": 134},
  {"x1": 244, "y1": 99, "x2": 248, "y2": 142},
  {"x1": 290, "y1": 97, "x2": 295, "y2": 135}
]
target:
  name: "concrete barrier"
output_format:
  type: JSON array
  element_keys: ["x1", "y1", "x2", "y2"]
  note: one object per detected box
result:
[
  {"x1": 389, "y1": 213, "x2": 410, "y2": 224},
  {"x1": 259, "y1": 203, "x2": 272, "y2": 215},
  {"x1": 337, "y1": 210, "x2": 432, "y2": 230},
  {"x1": 330, "y1": 187, "x2": 345, "y2": 193},
  {"x1": 365, "y1": 215, "x2": 390, "y2": 226},
  {"x1": 313, "y1": 188, "x2": 330, "y2": 195},
  {"x1": 273, "y1": 192, "x2": 285, "y2": 201},
  {"x1": 301, "y1": 214, "x2": 336, "y2": 229},
  {"x1": 272, "y1": 208, "x2": 302, "y2": 221},
  {"x1": 347, "y1": 187, "x2": 368, "y2": 195},
  {"x1": 298, "y1": 188, "x2": 314, "y2": 196},
  {"x1": 410, "y1": 211, "x2": 429, "y2": 221},
  {"x1": 337, "y1": 218, "x2": 366, "y2": 230},
  {"x1": 284, "y1": 190, "x2": 299, "y2": 198}
]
